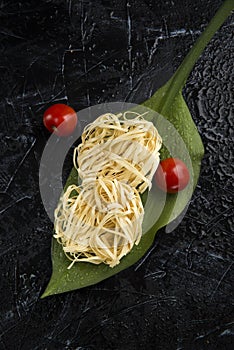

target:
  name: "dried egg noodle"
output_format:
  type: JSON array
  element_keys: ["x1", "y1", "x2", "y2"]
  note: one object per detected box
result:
[
  {"x1": 74, "y1": 112, "x2": 162, "y2": 193},
  {"x1": 54, "y1": 179, "x2": 144, "y2": 268},
  {"x1": 54, "y1": 111, "x2": 162, "y2": 268}
]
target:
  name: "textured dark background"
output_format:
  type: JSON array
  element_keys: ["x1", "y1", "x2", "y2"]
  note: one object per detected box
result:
[{"x1": 0, "y1": 0, "x2": 233, "y2": 349}]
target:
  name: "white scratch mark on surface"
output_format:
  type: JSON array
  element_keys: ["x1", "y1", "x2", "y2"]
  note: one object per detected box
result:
[
  {"x1": 144, "y1": 270, "x2": 166, "y2": 279},
  {"x1": 134, "y1": 244, "x2": 157, "y2": 271},
  {"x1": 67, "y1": 0, "x2": 72, "y2": 22},
  {"x1": 80, "y1": 0, "x2": 87, "y2": 73},
  {"x1": 219, "y1": 328, "x2": 234, "y2": 337},
  {"x1": 0, "y1": 324, "x2": 17, "y2": 340},
  {"x1": 84, "y1": 295, "x2": 177, "y2": 341},
  {"x1": 77, "y1": 52, "x2": 117, "y2": 79},
  {"x1": 147, "y1": 28, "x2": 202, "y2": 65},
  {"x1": 0, "y1": 196, "x2": 31, "y2": 215},
  {"x1": 148, "y1": 36, "x2": 160, "y2": 65},
  {"x1": 52, "y1": 74, "x2": 58, "y2": 93},
  {"x1": 194, "y1": 321, "x2": 234, "y2": 341},
  {"x1": 17, "y1": 287, "x2": 42, "y2": 350},
  {"x1": 14, "y1": 260, "x2": 21, "y2": 319},
  {"x1": 126, "y1": 1, "x2": 133, "y2": 89},
  {"x1": 205, "y1": 207, "x2": 234, "y2": 231},
  {"x1": 35, "y1": 88, "x2": 67, "y2": 111},
  {"x1": 80, "y1": 0, "x2": 90, "y2": 105},
  {"x1": 20, "y1": 73, "x2": 28, "y2": 121},
  {"x1": 0, "y1": 30, "x2": 25, "y2": 40},
  {"x1": 163, "y1": 17, "x2": 169, "y2": 37},
  {"x1": 207, "y1": 252, "x2": 225, "y2": 261},
  {"x1": 61, "y1": 50, "x2": 68, "y2": 103},
  {"x1": 210, "y1": 262, "x2": 233, "y2": 301},
  {"x1": 185, "y1": 238, "x2": 195, "y2": 268},
  {"x1": 4, "y1": 139, "x2": 36, "y2": 193},
  {"x1": 124, "y1": 70, "x2": 149, "y2": 101},
  {"x1": 0, "y1": 246, "x2": 15, "y2": 258},
  {"x1": 32, "y1": 73, "x2": 44, "y2": 103}
]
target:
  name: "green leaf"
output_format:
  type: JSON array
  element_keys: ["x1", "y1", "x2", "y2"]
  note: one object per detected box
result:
[{"x1": 41, "y1": 0, "x2": 233, "y2": 298}]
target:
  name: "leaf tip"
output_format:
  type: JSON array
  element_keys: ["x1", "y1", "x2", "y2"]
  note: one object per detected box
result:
[
  {"x1": 40, "y1": 288, "x2": 51, "y2": 299},
  {"x1": 40, "y1": 279, "x2": 57, "y2": 299}
]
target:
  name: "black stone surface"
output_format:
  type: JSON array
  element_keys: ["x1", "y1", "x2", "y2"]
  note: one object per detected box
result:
[{"x1": 0, "y1": 1, "x2": 233, "y2": 349}]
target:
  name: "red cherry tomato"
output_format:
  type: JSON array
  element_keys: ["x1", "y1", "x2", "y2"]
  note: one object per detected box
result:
[
  {"x1": 155, "y1": 158, "x2": 190, "y2": 193},
  {"x1": 43, "y1": 104, "x2": 77, "y2": 136}
]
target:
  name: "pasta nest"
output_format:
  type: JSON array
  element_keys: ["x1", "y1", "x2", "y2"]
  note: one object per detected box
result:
[
  {"x1": 54, "y1": 178, "x2": 144, "y2": 268},
  {"x1": 74, "y1": 113, "x2": 162, "y2": 193}
]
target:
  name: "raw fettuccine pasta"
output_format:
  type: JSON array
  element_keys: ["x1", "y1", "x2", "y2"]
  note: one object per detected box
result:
[
  {"x1": 74, "y1": 112, "x2": 162, "y2": 193},
  {"x1": 54, "y1": 178, "x2": 144, "y2": 268}
]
